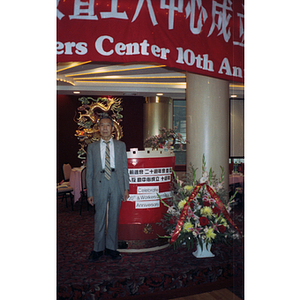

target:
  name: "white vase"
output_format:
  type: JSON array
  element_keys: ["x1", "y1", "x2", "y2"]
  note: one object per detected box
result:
[{"x1": 192, "y1": 241, "x2": 215, "y2": 258}]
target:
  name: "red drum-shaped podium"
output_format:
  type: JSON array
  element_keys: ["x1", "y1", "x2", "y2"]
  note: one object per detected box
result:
[{"x1": 118, "y1": 148, "x2": 175, "y2": 248}]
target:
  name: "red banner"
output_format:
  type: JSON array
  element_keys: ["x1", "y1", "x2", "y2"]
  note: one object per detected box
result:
[
  {"x1": 170, "y1": 183, "x2": 203, "y2": 243},
  {"x1": 57, "y1": 0, "x2": 244, "y2": 82}
]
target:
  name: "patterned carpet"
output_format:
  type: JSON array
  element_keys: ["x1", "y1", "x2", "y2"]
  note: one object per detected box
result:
[{"x1": 57, "y1": 197, "x2": 244, "y2": 299}]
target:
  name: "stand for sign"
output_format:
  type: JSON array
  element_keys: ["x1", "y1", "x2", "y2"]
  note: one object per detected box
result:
[{"x1": 118, "y1": 148, "x2": 175, "y2": 251}]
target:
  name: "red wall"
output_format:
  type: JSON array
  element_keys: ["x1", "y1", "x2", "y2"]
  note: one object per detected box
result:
[{"x1": 57, "y1": 94, "x2": 144, "y2": 182}]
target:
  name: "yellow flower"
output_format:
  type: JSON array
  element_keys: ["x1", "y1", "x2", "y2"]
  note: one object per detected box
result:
[
  {"x1": 178, "y1": 199, "x2": 187, "y2": 210},
  {"x1": 201, "y1": 206, "x2": 213, "y2": 218},
  {"x1": 184, "y1": 185, "x2": 194, "y2": 193},
  {"x1": 205, "y1": 228, "x2": 216, "y2": 241},
  {"x1": 183, "y1": 221, "x2": 194, "y2": 232},
  {"x1": 220, "y1": 217, "x2": 227, "y2": 226}
]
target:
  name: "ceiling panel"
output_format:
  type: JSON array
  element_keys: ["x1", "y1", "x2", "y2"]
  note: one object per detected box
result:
[{"x1": 57, "y1": 61, "x2": 243, "y2": 99}]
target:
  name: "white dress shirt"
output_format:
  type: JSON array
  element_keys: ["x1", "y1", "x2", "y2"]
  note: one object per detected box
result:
[{"x1": 100, "y1": 137, "x2": 115, "y2": 170}]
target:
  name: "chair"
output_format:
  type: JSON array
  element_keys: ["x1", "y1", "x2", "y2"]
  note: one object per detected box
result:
[
  {"x1": 62, "y1": 163, "x2": 72, "y2": 182},
  {"x1": 57, "y1": 182, "x2": 74, "y2": 210},
  {"x1": 80, "y1": 167, "x2": 88, "y2": 215}
]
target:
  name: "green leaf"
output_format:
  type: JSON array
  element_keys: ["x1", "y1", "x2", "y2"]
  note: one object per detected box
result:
[
  {"x1": 192, "y1": 167, "x2": 196, "y2": 184},
  {"x1": 220, "y1": 166, "x2": 225, "y2": 183},
  {"x1": 157, "y1": 193, "x2": 170, "y2": 208},
  {"x1": 209, "y1": 168, "x2": 213, "y2": 185},
  {"x1": 229, "y1": 189, "x2": 238, "y2": 203},
  {"x1": 202, "y1": 154, "x2": 206, "y2": 172},
  {"x1": 157, "y1": 234, "x2": 171, "y2": 239},
  {"x1": 171, "y1": 168, "x2": 178, "y2": 182}
]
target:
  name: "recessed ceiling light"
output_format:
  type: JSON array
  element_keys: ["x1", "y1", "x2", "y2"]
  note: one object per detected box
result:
[
  {"x1": 156, "y1": 93, "x2": 163, "y2": 96},
  {"x1": 231, "y1": 94, "x2": 237, "y2": 98},
  {"x1": 73, "y1": 91, "x2": 80, "y2": 94}
]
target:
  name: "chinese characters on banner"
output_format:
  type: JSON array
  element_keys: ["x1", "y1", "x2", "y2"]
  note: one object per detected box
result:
[
  {"x1": 57, "y1": 0, "x2": 244, "y2": 82},
  {"x1": 129, "y1": 167, "x2": 172, "y2": 183},
  {"x1": 128, "y1": 167, "x2": 172, "y2": 209}
]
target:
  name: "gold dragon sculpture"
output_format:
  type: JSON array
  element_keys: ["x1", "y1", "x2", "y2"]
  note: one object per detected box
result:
[{"x1": 74, "y1": 96, "x2": 123, "y2": 160}]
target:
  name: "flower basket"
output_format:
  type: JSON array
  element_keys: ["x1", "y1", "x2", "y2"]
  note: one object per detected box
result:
[
  {"x1": 158, "y1": 155, "x2": 242, "y2": 255},
  {"x1": 144, "y1": 127, "x2": 186, "y2": 151}
]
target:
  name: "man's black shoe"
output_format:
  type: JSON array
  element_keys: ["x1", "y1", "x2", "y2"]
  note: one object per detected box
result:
[
  {"x1": 105, "y1": 248, "x2": 122, "y2": 260},
  {"x1": 88, "y1": 250, "x2": 103, "y2": 262},
  {"x1": 118, "y1": 241, "x2": 128, "y2": 249}
]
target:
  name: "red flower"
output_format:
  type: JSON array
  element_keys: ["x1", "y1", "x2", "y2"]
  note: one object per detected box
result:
[
  {"x1": 189, "y1": 202, "x2": 195, "y2": 209},
  {"x1": 200, "y1": 217, "x2": 209, "y2": 226},
  {"x1": 212, "y1": 206, "x2": 221, "y2": 215},
  {"x1": 203, "y1": 200, "x2": 210, "y2": 207},
  {"x1": 217, "y1": 225, "x2": 226, "y2": 233}
]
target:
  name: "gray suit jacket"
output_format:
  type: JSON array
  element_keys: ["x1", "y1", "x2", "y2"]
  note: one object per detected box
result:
[{"x1": 86, "y1": 139, "x2": 129, "y2": 203}]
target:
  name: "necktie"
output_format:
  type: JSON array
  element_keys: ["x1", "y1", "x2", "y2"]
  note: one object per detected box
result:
[{"x1": 104, "y1": 141, "x2": 111, "y2": 180}]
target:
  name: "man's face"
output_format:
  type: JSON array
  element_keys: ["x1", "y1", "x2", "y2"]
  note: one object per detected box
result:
[{"x1": 99, "y1": 118, "x2": 114, "y2": 141}]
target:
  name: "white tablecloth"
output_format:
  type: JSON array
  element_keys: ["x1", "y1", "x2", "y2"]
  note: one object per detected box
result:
[
  {"x1": 69, "y1": 166, "x2": 85, "y2": 203},
  {"x1": 229, "y1": 173, "x2": 244, "y2": 186}
]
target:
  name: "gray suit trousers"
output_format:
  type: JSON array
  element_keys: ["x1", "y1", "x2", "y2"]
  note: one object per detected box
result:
[{"x1": 93, "y1": 172, "x2": 122, "y2": 252}]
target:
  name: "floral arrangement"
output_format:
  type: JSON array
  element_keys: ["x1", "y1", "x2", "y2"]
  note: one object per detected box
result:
[
  {"x1": 144, "y1": 127, "x2": 186, "y2": 151},
  {"x1": 159, "y1": 155, "x2": 240, "y2": 250}
]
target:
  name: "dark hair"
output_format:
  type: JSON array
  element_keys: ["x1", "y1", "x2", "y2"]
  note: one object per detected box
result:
[{"x1": 98, "y1": 113, "x2": 114, "y2": 126}]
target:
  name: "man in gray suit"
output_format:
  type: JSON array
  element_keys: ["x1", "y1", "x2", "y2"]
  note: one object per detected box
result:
[{"x1": 86, "y1": 114, "x2": 129, "y2": 261}]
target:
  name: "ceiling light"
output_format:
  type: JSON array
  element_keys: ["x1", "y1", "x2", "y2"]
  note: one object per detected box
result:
[
  {"x1": 156, "y1": 93, "x2": 163, "y2": 96},
  {"x1": 73, "y1": 91, "x2": 80, "y2": 94},
  {"x1": 231, "y1": 94, "x2": 237, "y2": 98}
]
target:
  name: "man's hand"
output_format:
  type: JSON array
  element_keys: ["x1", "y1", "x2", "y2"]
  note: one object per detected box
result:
[
  {"x1": 124, "y1": 190, "x2": 129, "y2": 202},
  {"x1": 87, "y1": 196, "x2": 94, "y2": 206}
]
